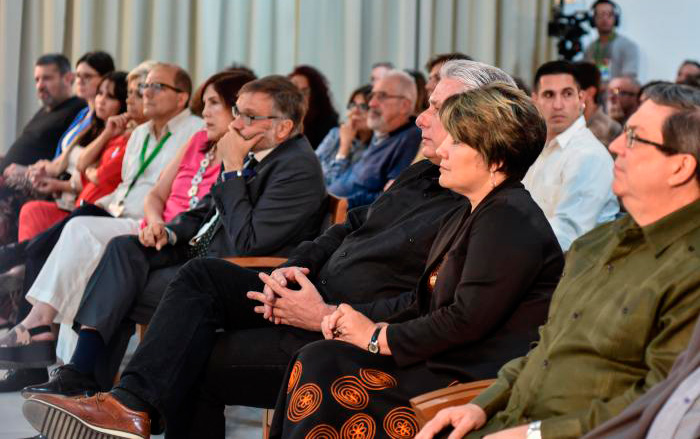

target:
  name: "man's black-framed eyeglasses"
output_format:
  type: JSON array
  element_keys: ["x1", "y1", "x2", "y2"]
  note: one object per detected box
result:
[
  {"x1": 138, "y1": 82, "x2": 183, "y2": 94},
  {"x1": 232, "y1": 104, "x2": 280, "y2": 126},
  {"x1": 624, "y1": 126, "x2": 677, "y2": 155}
]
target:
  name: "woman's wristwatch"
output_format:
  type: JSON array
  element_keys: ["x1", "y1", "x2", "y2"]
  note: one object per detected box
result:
[
  {"x1": 367, "y1": 326, "x2": 382, "y2": 354},
  {"x1": 526, "y1": 421, "x2": 542, "y2": 439}
]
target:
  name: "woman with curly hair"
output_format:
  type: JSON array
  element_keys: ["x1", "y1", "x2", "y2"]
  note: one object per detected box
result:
[{"x1": 289, "y1": 65, "x2": 339, "y2": 149}]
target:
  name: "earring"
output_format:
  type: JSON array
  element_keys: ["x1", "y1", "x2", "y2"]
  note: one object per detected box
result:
[{"x1": 490, "y1": 171, "x2": 496, "y2": 189}]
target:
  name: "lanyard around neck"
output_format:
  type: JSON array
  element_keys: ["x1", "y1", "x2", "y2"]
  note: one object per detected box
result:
[
  {"x1": 594, "y1": 32, "x2": 616, "y2": 63},
  {"x1": 124, "y1": 132, "x2": 172, "y2": 198}
]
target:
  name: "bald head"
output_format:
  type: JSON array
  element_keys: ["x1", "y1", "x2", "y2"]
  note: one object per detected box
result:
[{"x1": 367, "y1": 70, "x2": 417, "y2": 133}]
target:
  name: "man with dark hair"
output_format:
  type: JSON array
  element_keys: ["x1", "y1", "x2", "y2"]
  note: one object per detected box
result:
[
  {"x1": 424, "y1": 52, "x2": 472, "y2": 96},
  {"x1": 676, "y1": 60, "x2": 700, "y2": 84},
  {"x1": 524, "y1": 60, "x2": 618, "y2": 250},
  {"x1": 575, "y1": 61, "x2": 622, "y2": 146},
  {"x1": 416, "y1": 83, "x2": 700, "y2": 439},
  {"x1": 0, "y1": 54, "x2": 86, "y2": 173},
  {"x1": 583, "y1": 0, "x2": 639, "y2": 81}
]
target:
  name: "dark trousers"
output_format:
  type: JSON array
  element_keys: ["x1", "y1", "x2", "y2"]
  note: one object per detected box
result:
[
  {"x1": 117, "y1": 258, "x2": 321, "y2": 438},
  {"x1": 73, "y1": 234, "x2": 186, "y2": 388},
  {"x1": 18, "y1": 203, "x2": 111, "y2": 321}
]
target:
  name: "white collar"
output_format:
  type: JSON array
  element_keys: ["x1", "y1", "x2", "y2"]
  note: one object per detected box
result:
[
  {"x1": 145, "y1": 108, "x2": 193, "y2": 140},
  {"x1": 550, "y1": 115, "x2": 586, "y2": 149}
]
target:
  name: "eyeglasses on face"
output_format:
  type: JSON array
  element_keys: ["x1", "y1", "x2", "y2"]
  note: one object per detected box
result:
[
  {"x1": 231, "y1": 104, "x2": 280, "y2": 126},
  {"x1": 347, "y1": 102, "x2": 369, "y2": 111},
  {"x1": 610, "y1": 88, "x2": 637, "y2": 99},
  {"x1": 368, "y1": 91, "x2": 407, "y2": 103},
  {"x1": 624, "y1": 126, "x2": 677, "y2": 155},
  {"x1": 138, "y1": 82, "x2": 183, "y2": 94}
]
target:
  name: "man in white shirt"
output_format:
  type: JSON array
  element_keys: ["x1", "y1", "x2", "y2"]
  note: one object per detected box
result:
[
  {"x1": 523, "y1": 60, "x2": 618, "y2": 251},
  {"x1": 0, "y1": 63, "x2": 203, "y2": 389}
]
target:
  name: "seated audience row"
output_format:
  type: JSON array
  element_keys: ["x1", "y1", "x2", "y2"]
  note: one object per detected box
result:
[
  {"x1": 17, "y1": 59, "x2": 508, "y2": 438},
  {"x1": 0, "y1": 47, "x2": 699, "y2": 439}
]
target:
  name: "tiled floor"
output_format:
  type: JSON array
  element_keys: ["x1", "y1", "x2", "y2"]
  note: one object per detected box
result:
[
  {"x1": 0, "y1": 334, "x2": 263, "y2": 439},
  {"x1": 0, "y1": 391, "x2": 263, "y2": 439}
]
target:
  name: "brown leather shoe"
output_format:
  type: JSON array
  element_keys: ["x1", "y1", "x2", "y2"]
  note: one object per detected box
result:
[{"x1": 22, "y1": 392, "x2": 150, "y2": 439}]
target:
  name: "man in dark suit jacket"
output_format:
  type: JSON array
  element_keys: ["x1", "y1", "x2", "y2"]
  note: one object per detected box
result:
[
  {"x1": 19, "y1": 61, "x2": 517, "y2": 439},
  {"x1": 21, "y1": 75, "x2": 326, "y2": 392}
]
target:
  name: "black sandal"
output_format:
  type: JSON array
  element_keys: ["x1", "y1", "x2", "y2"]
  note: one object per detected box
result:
[{"x1": 0, "y1": 324, "x2": 56, "y2": 368}]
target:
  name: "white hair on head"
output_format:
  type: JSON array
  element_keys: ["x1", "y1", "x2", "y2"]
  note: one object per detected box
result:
[
  {"x1": 440, "y1": 60, "x2": 516, "y2": 92},
  {"x1": 128, "y1": 60, "x2": 157, "y2": 83},
  {"x1": 381, "y1": 69, "x2": 418, "y2": 109}
]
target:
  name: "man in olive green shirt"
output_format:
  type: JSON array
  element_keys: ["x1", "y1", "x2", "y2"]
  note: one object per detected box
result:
[{"x1": 416, "y1": 83, "x2": 700, "y2": 439}]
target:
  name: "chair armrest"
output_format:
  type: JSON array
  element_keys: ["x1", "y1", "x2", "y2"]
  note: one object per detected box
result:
[
  {"x1": 222, "y1": 256, "x2": 288, "y2": 268},
  {"x1": 409, "y1": 379, "x2": 496, "y2": 427}
]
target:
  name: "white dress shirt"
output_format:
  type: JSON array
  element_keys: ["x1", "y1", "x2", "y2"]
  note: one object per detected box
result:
[
  {"x1": 522, "y1": 115, "x2": 619, "y2": 251},
  {"x1": 97, "y1": 108, "x2": 203, "y2": 219}
]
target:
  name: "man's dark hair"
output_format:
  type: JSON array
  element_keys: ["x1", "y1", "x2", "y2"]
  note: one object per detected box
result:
[
  {"x1": 662, "y1": 108, "x2": 700, "y2": 183},
  {"x1": 35, "y1": 53, "x2": 71, "y2": 75},
  {"x1": 644, "y1": 83, "x2": 700, "y2": 111},
  {"x1": 76, "y1": 51, "x2": 115, "y2": 76},
  {"x1": 639, "y1": 80, "x2": 671, "y2": 101},
  {"x1": 173, "y1": 68, "x2": 193, "y2": 103},
  {"x1": 574, "y1": 61, "x2": 602, "y2": 103},
  {"x1": 425, "y1": 52, "x2": 473, "y2": 73},
  {"x1": 533, "y1": 60, "x2": 581, "y2": 92},
  {"x1": 239, "y1": 75, "x2": 306, "y2": 135},
  {"x1": 681, "y1": 60, "x2": 700, "y2": 70}
]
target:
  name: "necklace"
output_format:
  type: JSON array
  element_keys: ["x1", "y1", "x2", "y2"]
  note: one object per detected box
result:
[{"x1": 187, "y1": 150, "x2": 215, "y2": 209}]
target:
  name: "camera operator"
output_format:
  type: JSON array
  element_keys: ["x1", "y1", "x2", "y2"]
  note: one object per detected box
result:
[{"x1": 583, "y1": 0, "x2": 639, "y2": 82}]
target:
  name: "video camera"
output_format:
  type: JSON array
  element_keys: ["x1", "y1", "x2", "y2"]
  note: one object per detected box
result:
[{"x1": 547, "y1": 0, "x2": 591, "y2": 60}]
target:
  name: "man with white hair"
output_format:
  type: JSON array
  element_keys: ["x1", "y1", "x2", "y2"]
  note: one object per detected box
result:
[
  {"x1": 18, "y1": 60, "x2": 516, "y2": 439},
  {"x1": 328, "y1": 70, "x2": 421, "y2": 207}
]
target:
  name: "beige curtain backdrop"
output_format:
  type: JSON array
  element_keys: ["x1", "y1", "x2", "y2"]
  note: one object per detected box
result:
[{"x1": 0, "y1": 0, "x2": 554, "y2": 154}]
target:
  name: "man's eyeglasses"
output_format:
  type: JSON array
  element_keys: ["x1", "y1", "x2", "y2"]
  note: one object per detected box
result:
[
  {"x1": 232, "y1": 104, "x2": 280, "y2": 126},
  {"x1": 624, "y1": 127, "x2": 677, "y2": 155},
  {"x1": 138, "y1": 82, "x2": 183, "y2": 94},
  {"x1": 609, "y1": 88, "x2": 637, "y2": 99},
  {"x1": 347, "y1": 102, "x2": 369, "y2": 111},
  {"x1": 368, "y1": 92, "x2": 407, "y2": 103}
]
